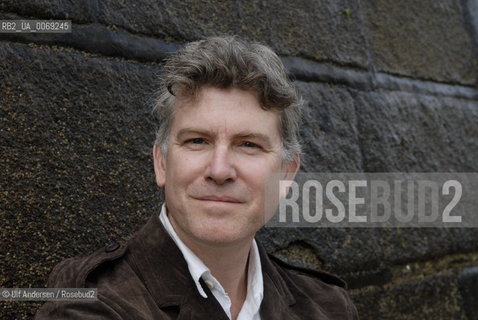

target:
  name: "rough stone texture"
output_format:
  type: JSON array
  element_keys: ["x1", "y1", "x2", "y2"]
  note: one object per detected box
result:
[
  {"x1": 257, "y1": 86, "x2": 478, "y2": 291},
  {"x1": 0, "y1": 12, "x2": 181, "y2": 63},
  {"x1": 0, "y1": 43, "x2": 160, "y2": 319},
  {"x1": 459, "y1": 267, "x2": 478, "y2": 319},
  {"x1": 2, "y1": 0, "x2": 477, "y2": 85},
  {"x1": 283, "y1": 56, "x2": 478, "y2": 100},
  {"x1": 463, "y1": 0, "x2": 478, "y2": 50},
  {"x1": 265, "y1": 228, "x2": 478, "y2": 318},
  {"x1": 295, "y1": 81, "x2": 363, "y2": 172},
  {"x1": 352, "y1": 274, "x2": 469, "y2": 319},
  {"x1": 1, "y1": 1, "x2": 478, "y2": 319},
  {"x1": 0, "y1": 0, "x2": 368, "y2": 67},
  {"x1": 258, "y1": 227, "x2": 478, "y2": 285},
  {"x1": 259, "y1": 76, "x2": 478, "y2": 319},
  {"x1": 354, "y1": 90, "x2": 478, "y2": 172},
  {"x1": 363, "y1": 0, "x2": 477, "y2": 85}
]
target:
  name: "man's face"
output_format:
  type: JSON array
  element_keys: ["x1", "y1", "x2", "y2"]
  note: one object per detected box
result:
[{"x1": 153, "y1": 86, "x2": 299, "y2": 248}]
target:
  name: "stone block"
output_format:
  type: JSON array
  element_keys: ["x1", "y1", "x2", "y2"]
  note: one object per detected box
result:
[
  {"x1": 294, "y1": 81, "x2": 363, "y2": 172},
  {"x1": 363, "y1": 0, "x2": 477, "y2": 85},
  {"x1": 354, "y1": 90, "x2": 478, "y2": 172},
  {"x1": 1, "y1": 0, "x2": 368, "y2": 67}
]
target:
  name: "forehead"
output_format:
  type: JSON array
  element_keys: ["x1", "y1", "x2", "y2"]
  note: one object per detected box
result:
[{"x1": 170, "y1": 87, "x2": 282, "y2": 140}]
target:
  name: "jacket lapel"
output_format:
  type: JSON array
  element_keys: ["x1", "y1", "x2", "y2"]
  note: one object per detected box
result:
[
  {"x1": 257, "y1": 242, "x2": 300, "y2": 320},
  {"x1": 125, "y1": 214, "x2": 229, "y2": 320}
]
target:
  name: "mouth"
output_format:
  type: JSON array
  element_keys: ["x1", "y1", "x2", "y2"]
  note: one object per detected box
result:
[{"x1": 192, "y1": 195, "x2": 243, "y2": 204}]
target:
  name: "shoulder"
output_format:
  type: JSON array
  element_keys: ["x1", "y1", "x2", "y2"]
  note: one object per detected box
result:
[
  {"x1": 46, "y1": 241, "x2": 127, "y2": 288},
  {"x1": 267, "y1": 254, "x2": 359, "y2": 319},
  {"x1": 268, "y1": 253, "x2": 347, "y2": 289},
  {"x1": 36, "y1": 242, "x2": 131, "y2": 320}
]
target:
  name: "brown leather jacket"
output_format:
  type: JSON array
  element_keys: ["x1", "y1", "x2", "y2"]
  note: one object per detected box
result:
[{"x1": 36, "y1": 214, "x2": 358, "y2": 319}]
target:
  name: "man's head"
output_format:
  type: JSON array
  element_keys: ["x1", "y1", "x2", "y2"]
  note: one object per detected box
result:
[
  {"x1": 152, "y1": 36, "x2": 302, "y2": 248},
  {"x1": 153, "y1": 36, "x2": 302, "y2": 162}
]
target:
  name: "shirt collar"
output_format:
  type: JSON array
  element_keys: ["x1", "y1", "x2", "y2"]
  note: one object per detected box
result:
[{"x1": 239, "y1": 239, "x2": 263, "y2": 317}]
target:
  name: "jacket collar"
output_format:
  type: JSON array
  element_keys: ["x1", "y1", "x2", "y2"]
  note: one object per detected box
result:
[
  {"x1": 126, "y1": 213, "x2": 296, "y2": 318},
  {"x1": 257, "y1": 241, "x2": 297, "y2": 318},
  {"x1": 126, "y1": 213, "x2": 198, "y2": 308}
]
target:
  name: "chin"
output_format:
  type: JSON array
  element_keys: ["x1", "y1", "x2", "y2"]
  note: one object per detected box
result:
[{"x1": 192, "y1": 225, "x2": 247, "y2": 247}]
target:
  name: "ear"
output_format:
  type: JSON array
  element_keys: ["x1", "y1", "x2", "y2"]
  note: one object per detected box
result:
[
  {"x1": 153, "y1": 145, "x2": 166, "y2": 187},
  {"x1": 279, "y1": 153, "x2": 300, "y2": 198},
  {"x1": 282, "y1": 153, "x2": 300, "y2": 180}
]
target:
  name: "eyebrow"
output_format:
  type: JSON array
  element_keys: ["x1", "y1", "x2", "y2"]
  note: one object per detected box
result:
[{"x1": 175, "y1": 128, "x2": 274, "y2": 147}]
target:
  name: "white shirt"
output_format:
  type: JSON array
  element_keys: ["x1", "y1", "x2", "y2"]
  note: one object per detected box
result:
[{"x1": 159, "y1": 204, "x2": 263, "y2": 320}]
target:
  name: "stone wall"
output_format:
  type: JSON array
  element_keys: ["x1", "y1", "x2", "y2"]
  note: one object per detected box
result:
[{"x1": 1, "y1": 1, "x2": 477, "y2": 319}]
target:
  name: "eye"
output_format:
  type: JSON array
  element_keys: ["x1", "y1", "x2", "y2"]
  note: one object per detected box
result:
[
  {"x1": 187, "y1": 138, "x2": 206, "y2": 145},
  {"x1": 241, "y1": 141, "x2": 260, "y2": 149}
]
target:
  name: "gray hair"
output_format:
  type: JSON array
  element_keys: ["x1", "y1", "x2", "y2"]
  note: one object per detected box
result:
[{"x1": 152, "y1": 36, "x2": 302, "y2": 162}]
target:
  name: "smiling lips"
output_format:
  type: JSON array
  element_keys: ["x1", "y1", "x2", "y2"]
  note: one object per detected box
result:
[{"x1": 193, "y1": 195, "x2": 243, "y2": 203}]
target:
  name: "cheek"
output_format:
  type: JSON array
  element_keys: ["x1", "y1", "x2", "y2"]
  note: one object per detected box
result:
[
  {"x1": 239, "y1": 159, "x2": 281, "y2": 188},
  {"x1": 167, "y1": 153, "x2": 205, "y2": 184}
]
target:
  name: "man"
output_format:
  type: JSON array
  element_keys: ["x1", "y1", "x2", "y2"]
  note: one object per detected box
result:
[{"x1": 36, "y1": 36, "x2": 358, "y2": 319}]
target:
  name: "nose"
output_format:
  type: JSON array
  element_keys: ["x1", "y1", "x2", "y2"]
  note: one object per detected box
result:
[{"x1": 205, "y1": 145, "x2": 237, "y2": 185}]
